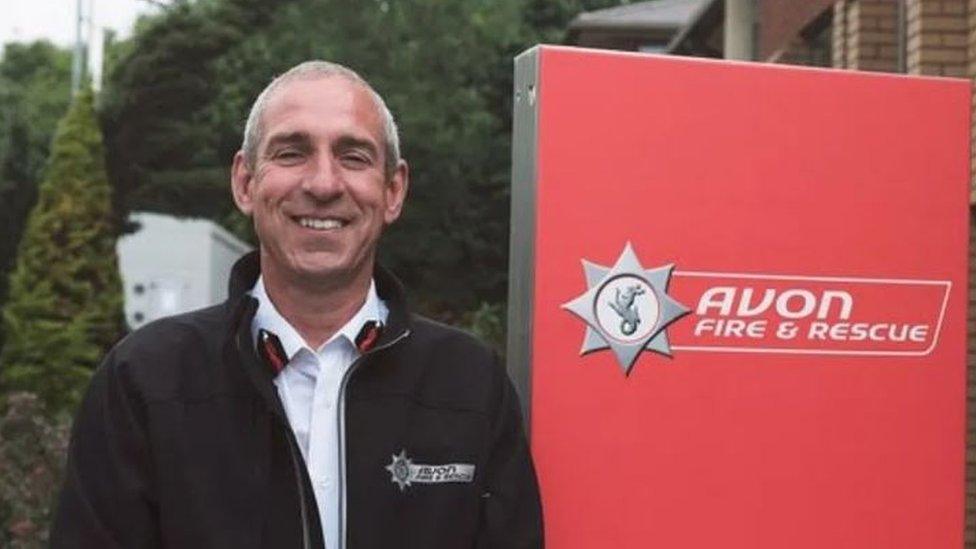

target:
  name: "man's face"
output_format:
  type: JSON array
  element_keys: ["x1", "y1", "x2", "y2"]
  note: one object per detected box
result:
[{"x1": 231, "y1": 76, "x2": 408, "y2": 288}]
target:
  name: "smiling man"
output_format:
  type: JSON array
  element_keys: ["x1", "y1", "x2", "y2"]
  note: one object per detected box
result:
[{"x1": 51, "y1": 61, "x2": 543, "y2": 549}]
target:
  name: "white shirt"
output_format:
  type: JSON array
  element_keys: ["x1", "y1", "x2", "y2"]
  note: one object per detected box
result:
[{"x1": 250, "y1": 276, "x2": 388, "y2": 549}]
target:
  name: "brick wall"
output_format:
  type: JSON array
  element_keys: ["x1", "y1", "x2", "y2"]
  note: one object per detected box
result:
[
  {"x1": 833, "y1": 2, "x2": 847, "y2": 67},
  {"x1": 907, "y1": 0, "x2": 969, "y2": 76},
  {"x1": 969, "y1": 0, "x2": 976, "y2": 202},
  {"x1": 831, "y1": 0, "x2": 900, "y2": 70}
]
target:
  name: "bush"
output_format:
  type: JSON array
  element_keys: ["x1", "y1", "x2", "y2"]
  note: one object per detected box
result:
[
  {"x1": 463, "y1": 301, "x2": 507, "y2": 355},
  {"x1": 0, "y1": 87, "x2": 124, "y2": 414},
  {"x1": 0, "y1": 392, "x2": 70, "y2": 548}
]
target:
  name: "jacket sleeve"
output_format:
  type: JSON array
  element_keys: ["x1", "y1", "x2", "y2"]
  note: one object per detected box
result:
[
  {"x1": 476, "y1": 359, "x2": 544, "y2": 549},
  {"x1": 50, "y1": 349, "x2": 161, "y2": 548}
]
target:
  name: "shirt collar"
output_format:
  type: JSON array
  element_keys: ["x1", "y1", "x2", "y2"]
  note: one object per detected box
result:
[{"x1": 249, "y1": 276, "x2": 388, "y2": 359}]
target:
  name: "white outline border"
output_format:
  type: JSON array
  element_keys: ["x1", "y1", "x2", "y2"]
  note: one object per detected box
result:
[{"x1": 668, "y1": 270, "x2": 952, "y2": 357}]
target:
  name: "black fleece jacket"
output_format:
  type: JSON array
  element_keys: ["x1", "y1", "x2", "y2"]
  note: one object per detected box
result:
[{"x1": 50, "y1": 252, "x2": 543, "y2": 548}]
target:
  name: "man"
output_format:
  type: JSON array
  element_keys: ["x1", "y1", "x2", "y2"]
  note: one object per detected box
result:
[{"x1": 51, "y1": 61, "x2": 543, "y2": 548}]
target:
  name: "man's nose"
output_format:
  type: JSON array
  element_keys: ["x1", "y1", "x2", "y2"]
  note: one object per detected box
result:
[{"x1": 301, "y1": 154, "x2": 343, "y2": 200}]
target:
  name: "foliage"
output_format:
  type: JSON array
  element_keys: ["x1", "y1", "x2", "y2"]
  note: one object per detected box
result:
[
  {"x1": 0, "y1": 393, "x2": 70, "y2": 548},
  {"x1": 0, "y1": 87, "x2": 124, "y2": 414},
  {"x1": 0, "y1": 41, "x2": 73, "y2": 353},
  {"x1": 99, "y1": 0, "x2": 629, "y2": 323},
  {"x1": 99, "y1": 0, "x2": 294, "y2": 232},
  {"x1": 463, "y1": 301, "x2": 507, "y2": 355},
  {"x1": 203, "y1": 0, "x2": 527, "y2": 319}
]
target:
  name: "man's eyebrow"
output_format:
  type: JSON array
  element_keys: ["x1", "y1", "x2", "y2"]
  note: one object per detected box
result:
[{"x1": 263, "y1": 131, "x2": 312, "y2": 153}]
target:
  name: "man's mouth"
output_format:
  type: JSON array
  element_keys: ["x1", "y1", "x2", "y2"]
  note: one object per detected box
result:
[{"x1": 294, "y1": 216, "x2": 348, "y2": 231}]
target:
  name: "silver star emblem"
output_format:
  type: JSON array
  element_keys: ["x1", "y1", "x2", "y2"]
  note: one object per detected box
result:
[
  {"x1": 385, "y1": 449, "x2": 413, "y2": 491},
  {"x1": 562, "y1": 242, "x2": 689, "y2": 375}
]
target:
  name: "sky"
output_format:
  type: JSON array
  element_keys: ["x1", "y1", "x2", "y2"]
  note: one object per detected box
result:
[{"x1": 2, "y1": 0, "x2": 159, "y2": 49}]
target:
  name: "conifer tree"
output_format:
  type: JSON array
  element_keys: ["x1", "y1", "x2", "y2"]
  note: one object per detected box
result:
[{"x1": 0, "y1": 86, "x2": 124, "y2": 414}]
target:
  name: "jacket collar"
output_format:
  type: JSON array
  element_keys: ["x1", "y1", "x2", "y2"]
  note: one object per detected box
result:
[
  {"x1": 250, "y1": 275, "x2": 387, "y2": 359},
  {"x1": 225, "y1": 251, "x2": 412, "y2": 420}
]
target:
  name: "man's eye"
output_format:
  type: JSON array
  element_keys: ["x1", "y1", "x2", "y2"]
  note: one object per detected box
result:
[
  {"x1": 273, "y1": 150, "x2": 304, "y2": 163},
  {"x1": 341, "y1": 153, "x2": 371, "y2": 168}
]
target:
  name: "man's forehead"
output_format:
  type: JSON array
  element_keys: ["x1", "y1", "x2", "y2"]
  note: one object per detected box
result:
[
  {"x1": 255, "y1": 75, "x2": 386, "y2": 159},
  {"x1": 261, "y1": 75, "x2": 382, "y2": 129}
]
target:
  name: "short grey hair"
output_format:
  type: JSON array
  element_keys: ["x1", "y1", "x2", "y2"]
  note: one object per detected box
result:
[{"x1": 241, "y1": 60, "x2": 401, "y2": 179}]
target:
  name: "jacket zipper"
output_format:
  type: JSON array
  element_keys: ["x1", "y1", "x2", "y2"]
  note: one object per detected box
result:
[
  {"x1": 236, "y1": 329, "x2": 312, "y2": 549},
  {"x1": 336, "y1": 329, "x2": 411, "y2": 549},
  {"x1": 285, "y1": 426, "x2": 313, "y2": 549}
]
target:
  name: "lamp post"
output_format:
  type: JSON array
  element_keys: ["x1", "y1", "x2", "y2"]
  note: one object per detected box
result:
[{"x1": 70, "y1": 0, "x2": 84, "y2": 94}]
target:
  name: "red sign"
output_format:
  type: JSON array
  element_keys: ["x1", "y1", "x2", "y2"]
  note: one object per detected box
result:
[{"x1": 509, "y1": 46, "x2": 969, "y2": 548}]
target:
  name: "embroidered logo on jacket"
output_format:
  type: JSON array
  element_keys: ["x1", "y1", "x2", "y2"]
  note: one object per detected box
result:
[{"x1": 385, "y1": 449, "x2": 475, "y2": 491}]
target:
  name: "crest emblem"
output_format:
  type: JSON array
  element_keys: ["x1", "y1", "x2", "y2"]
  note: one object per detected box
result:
[
  {"x1": 563, "y1": 242, "x2": 689, "y2": 375},
  {"x1": 386, "y1": 450, "x2": 414, "y2": 491}
]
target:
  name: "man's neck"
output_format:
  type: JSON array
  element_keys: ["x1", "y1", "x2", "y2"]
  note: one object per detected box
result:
[{"x1": 259, "y1": 260, "x2": 373, "y2": 350}]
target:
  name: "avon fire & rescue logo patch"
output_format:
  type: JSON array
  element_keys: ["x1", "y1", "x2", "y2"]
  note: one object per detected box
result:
[{"x1": 385, "y1": 450, "x2": 475, "y2": 491}]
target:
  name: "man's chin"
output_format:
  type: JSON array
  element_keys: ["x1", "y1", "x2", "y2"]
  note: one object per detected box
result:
[
  {"x1": 289, "y1": 256, "x2": 366, "y2": 286},
  {"x1": 262, "y1": 247, "x2": 371, "y2": 288},
  {"x1": 292, "y1": 260, "x2": 344, "y2": 280}
]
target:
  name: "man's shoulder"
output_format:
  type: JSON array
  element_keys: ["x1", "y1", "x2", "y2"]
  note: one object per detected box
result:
[
  {"x1": 113, "y1": 304, "x2": 228, "y2": 358},
  {"x1": 397, "y1": 314, "x2": 506, "y2": 388},
  {"x1": 100, "y1": 304, "x2": 232, "y2": 398},
  {"x1": 383, "y1": 314, "x2": 518, "y2": 422},
  {"x1": 407, "y1": 314, "x2": 496, "y2": 358}
]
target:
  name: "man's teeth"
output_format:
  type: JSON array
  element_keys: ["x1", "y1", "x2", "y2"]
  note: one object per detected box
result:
[{"x1": 299, "y1": 217, "x2": 344, "y2": 230}]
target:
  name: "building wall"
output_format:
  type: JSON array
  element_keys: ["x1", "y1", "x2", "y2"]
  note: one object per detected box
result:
[
  {"x1": 773, "y1": 38, "x2": 831, "y2": 66},
  {"x1": 760, "y1": 0, "x2": 837, "y2": 60},
  {"x1": 832, "y1": 1, "x2": 848, "y2": 67},
  {"x1": 905, "y1": 0, "x2": 970, "y2": 196},
  {"x1": 907, "y1": 0, "x2": 969, "y2": 76},
  {"x1": 831, "y1": 0, "x2": 900, "y2": 71},
  {"x1": 970, "y1": 0, "x2": 976, "y2": 203},
  {"x1": 769, "y1": 9, "x2": 832, "y2": 67}
]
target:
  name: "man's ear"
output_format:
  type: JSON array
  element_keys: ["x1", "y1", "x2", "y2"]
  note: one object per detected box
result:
[
  {"x1": 383, "y1": 159, "x2": 410, "y2": 225},
  {"x1": 230, "y1": 151, "x2": 255, "y2": 215}
]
